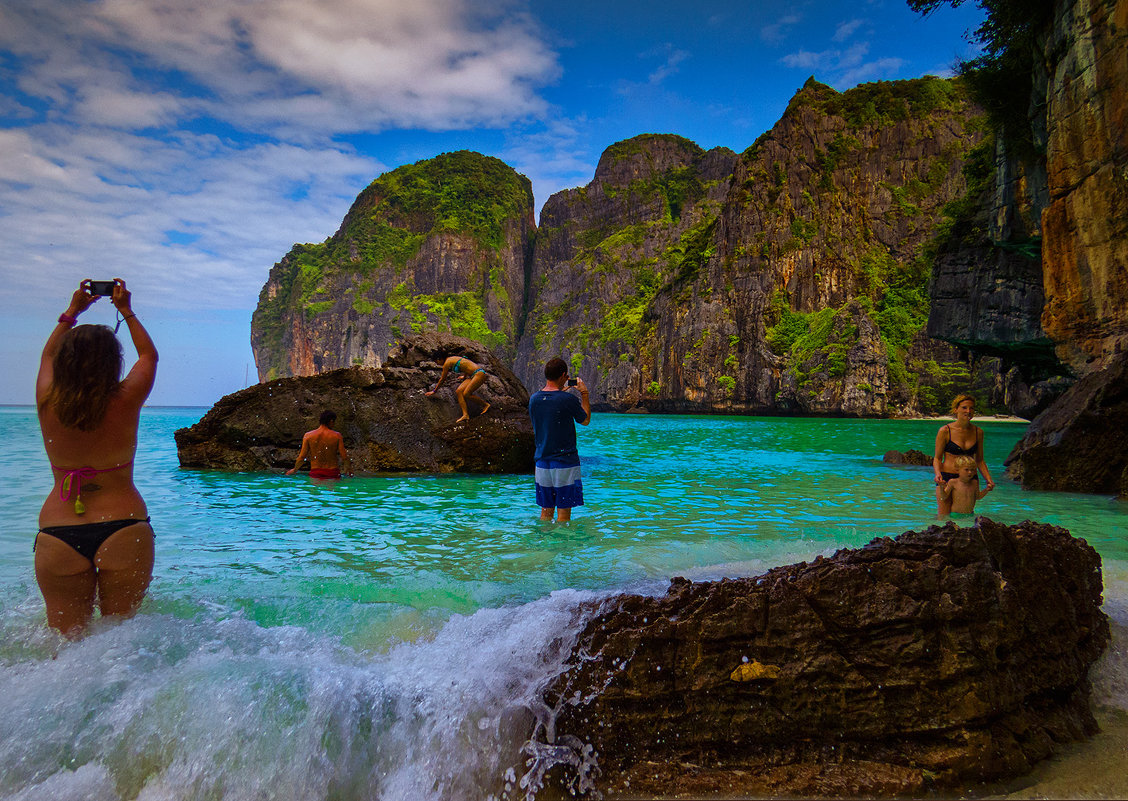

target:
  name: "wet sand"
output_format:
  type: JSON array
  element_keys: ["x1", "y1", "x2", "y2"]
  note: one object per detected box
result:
[{"x1": 988, "y1": 707, "x2": 1128, "y2": 799}]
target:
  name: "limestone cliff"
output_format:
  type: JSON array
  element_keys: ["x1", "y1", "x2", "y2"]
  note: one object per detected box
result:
[
  {"x1": 512, "y1": 134, "x2": 737, "y2": 407},
  {"x1": 251, "y1": 151, "x2": 534, "y2": 380},
  {"x1": 926, "y1": 0, "x2": 1128, "y2": 380},
  {"x1": 517, "y1": 78, "x2": 987, "y2": 415},
  {"x1": 1039, "y1": 0, "x2": 1128, "y2": 372}
]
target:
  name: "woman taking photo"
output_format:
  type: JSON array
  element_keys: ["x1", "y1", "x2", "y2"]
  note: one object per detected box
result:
[
  {"x1": 35, "y1": 279, "x2": 158, "y2": 635},
  {"x1": 933, "y1": 393, "x2": 995, "y2": 517}
]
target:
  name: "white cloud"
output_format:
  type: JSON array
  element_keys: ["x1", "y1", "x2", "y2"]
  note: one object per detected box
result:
[
  {"x1": 781, "y1": 49, "x2": 829, "y2": 71},
  {"x1": 1, "y1": 0, "x2": 560, "y2": 134},
  {"x1": 0, "y1": 125, "x2": 383, "y2": 312},
  {"x1": 0, "y1": 0, "x2": 562, "y2": 317},
  {"x1": 74, "y1": 85, "x2": 187, "y2": 129},
  {"x1": 761, "y1": 13, "x2": 801, "y2": 44},
  {"x1": 832, "y1": 19, "x2": 864, "y2": 43},
  {"x1": 780, "y1": 41, "x2": 904, "y2": 89},
  {"x1": 647, "y1": 49, "x2": 690, "y2": 86},
  {"x1": 836, "y1": 57, "x2": 907, "y2": 88}
]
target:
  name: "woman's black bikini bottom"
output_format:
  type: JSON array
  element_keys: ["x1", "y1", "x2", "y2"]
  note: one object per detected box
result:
[{"x1": 37, "y1": 517, "x2": 152, "y2": 562}]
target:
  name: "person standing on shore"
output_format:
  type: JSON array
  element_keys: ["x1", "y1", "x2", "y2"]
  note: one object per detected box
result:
[
  {"x1": 287, "y1": 410, "x2": 351, "y2": 479},
  {"x1": 933, "y1": 394, "x2": 995, "y2": 516},
  {"x1": 35, "y1": 279, "x2": 158, "y2": 636},
  {"x1": 528, "y1": 358, "x2": 591, "y2": 523}
]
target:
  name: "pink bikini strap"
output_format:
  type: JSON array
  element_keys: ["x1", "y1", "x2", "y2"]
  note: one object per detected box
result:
[{"x1": 53, "y1": 461, "x2": 133, "y2": 501}]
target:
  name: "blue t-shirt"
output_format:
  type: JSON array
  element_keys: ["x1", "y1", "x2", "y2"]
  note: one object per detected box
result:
[{"x1": 528, "y1": 390, "x2": 587, "y2": 463}]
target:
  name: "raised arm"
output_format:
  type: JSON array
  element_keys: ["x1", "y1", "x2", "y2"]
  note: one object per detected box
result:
[
  {"x1": 575, "y1": 377, "x2": 592, "y2": 426},
  {"x1": 37, "y1": 283, "x2": 100, "y2": 403},
  {"x1": 112, "y1": 279, "x2": 158, "y2": 404}
]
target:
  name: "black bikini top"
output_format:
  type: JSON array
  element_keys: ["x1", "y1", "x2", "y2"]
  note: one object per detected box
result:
[{"x1": 943, "y1": 424, "x2": 978, "y2": 456}]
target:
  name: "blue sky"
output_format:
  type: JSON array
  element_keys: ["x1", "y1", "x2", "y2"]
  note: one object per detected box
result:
[{"x1": 0, "y1": 0, "x2": 985, "y2": 406}]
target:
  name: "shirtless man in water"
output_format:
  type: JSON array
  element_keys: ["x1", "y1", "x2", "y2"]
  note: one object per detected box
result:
[{"x1": 286, "y1": 410, "x2": 351, "y2": 478}]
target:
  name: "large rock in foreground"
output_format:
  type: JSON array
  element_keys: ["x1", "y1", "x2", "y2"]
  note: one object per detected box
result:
[
  {"x1": 1004, "y1": 350, "x2": 1128, "y2": 497},
  {"x1": 527, "y1": 518, "x2": 1108, "y2": 798},
  {"x1": 176, "y1": 334, "x2": 533, "y2": 473}
]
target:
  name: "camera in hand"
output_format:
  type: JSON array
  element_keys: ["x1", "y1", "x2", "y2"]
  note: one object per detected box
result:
[
  {"x1": 567, "y1": 378, "x2": 578, "y2": 386},
  {"x1": 89, "y1": 280, "x2": 115, "y2": 296}
]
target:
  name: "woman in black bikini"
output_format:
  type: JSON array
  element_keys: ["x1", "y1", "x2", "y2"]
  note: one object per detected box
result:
[
  {"x1": 932, "y1": 393, "x2": 995, "y2": 516},
  {"x1": 35, "y1": 279, "x2": 158, "y2": 635}
]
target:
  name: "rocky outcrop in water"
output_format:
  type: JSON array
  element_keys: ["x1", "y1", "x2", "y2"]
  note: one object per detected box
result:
[
  {"x1": 882, "y1": 448, "x2": 930, "y2": 465},
  {"x1": 1004, "y1": 350, "x2": 1128, "y2": 497},
  {"x1": 527, "y1": 518, "x2": 1108, "y2": 798},
  {"x1": 251, "y1": 152, "x2": 534, "y2": 381},
  {"x1": 176, "y1": 334, "x2": 533, "y2": 473}
]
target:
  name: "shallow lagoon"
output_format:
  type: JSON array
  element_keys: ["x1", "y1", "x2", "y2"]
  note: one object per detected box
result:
[{"x1": 0, "y1": 407, "x2": 1125, "y2": 799}]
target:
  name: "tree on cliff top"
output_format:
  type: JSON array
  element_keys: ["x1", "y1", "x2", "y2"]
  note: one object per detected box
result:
[{"x1": 909, "y1": 0, "x2": 1054, "y2": 159}]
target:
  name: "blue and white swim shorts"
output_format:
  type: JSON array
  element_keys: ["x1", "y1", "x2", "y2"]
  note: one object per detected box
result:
[{"x1": 534, "y1": 458, "x2": 584, "y2": 509}]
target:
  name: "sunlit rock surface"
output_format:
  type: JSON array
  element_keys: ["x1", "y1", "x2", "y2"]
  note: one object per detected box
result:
[
  {"x1": 1040, "y1": 0, "x2": 1128, "y2": 372},
  {"x1": 250, "y1": 152, "x2": 535, "y2": 380}
]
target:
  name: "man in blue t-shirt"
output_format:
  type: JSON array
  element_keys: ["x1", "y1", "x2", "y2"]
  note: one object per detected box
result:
[{"x1": 528, "y1": 357, "x2": 591, "y2": 522}]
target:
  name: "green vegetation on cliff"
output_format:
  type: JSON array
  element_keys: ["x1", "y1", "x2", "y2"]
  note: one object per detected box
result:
[
  {"x1": 252, "y1": 151, "x2": 532, "y2": 377},
  {"x1": 793, "y1": 75, "x2": 966, "y2": 128},
  {"x1": 909, "y1": 0, "x2": 1052, "y2": 159},
  {"x1": 601, "y1": 135, "x2": 712, "y2": 222},
  {"x1": 387, "y1": 279, "x2": 507, "y2": 351},
  {"x1": 368, "y1": 151, "x2": 533, "y2": 252},
  {"x1": 602, "y1": 133, "x2": 703, "y2": 165}
]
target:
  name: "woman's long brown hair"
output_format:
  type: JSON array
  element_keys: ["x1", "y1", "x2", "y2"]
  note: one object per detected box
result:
[{"x1": 41, "y1": 324, "x2": 123, "y2": 431}]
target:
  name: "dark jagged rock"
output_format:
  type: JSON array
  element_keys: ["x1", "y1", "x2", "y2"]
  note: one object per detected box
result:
[
  {"x1": 176, "y1": 334, "x2": 533, "y2": 474},
  {"x1": 924, "y1": 132, "x2": 1055, "y2": 373},
  {"x1": 1004, "y1": 350, "x2": 1128, "y2": 497},
  {"x1": 527, "y1": 519, "x2": 1108, "y2": 799},
  {"x1": 882, "y1": 448, "x2": 930, "y2": 465}
]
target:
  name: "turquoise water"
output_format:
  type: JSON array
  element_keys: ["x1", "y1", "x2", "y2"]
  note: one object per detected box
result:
[{"x1": 0, "y1": 407, "x2": 1125, "y2": 799}]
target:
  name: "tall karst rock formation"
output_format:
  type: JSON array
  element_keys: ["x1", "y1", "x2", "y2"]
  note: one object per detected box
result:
[
  {"x1": 1039, "y1": 0, "x2": 1128, "y2": 372},
  {"x1": 926, "y1": 0, "x2": 1128, "y2": 405},
  {"x1": 517, "y1": 77, "x2": 986, "y2": 415},
  {"x1": 512, "y1": 134, "x2": 739, "y2": 408},
  {"x1": 251, "y1": 151, "x2": 534, "y2": 381}
]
